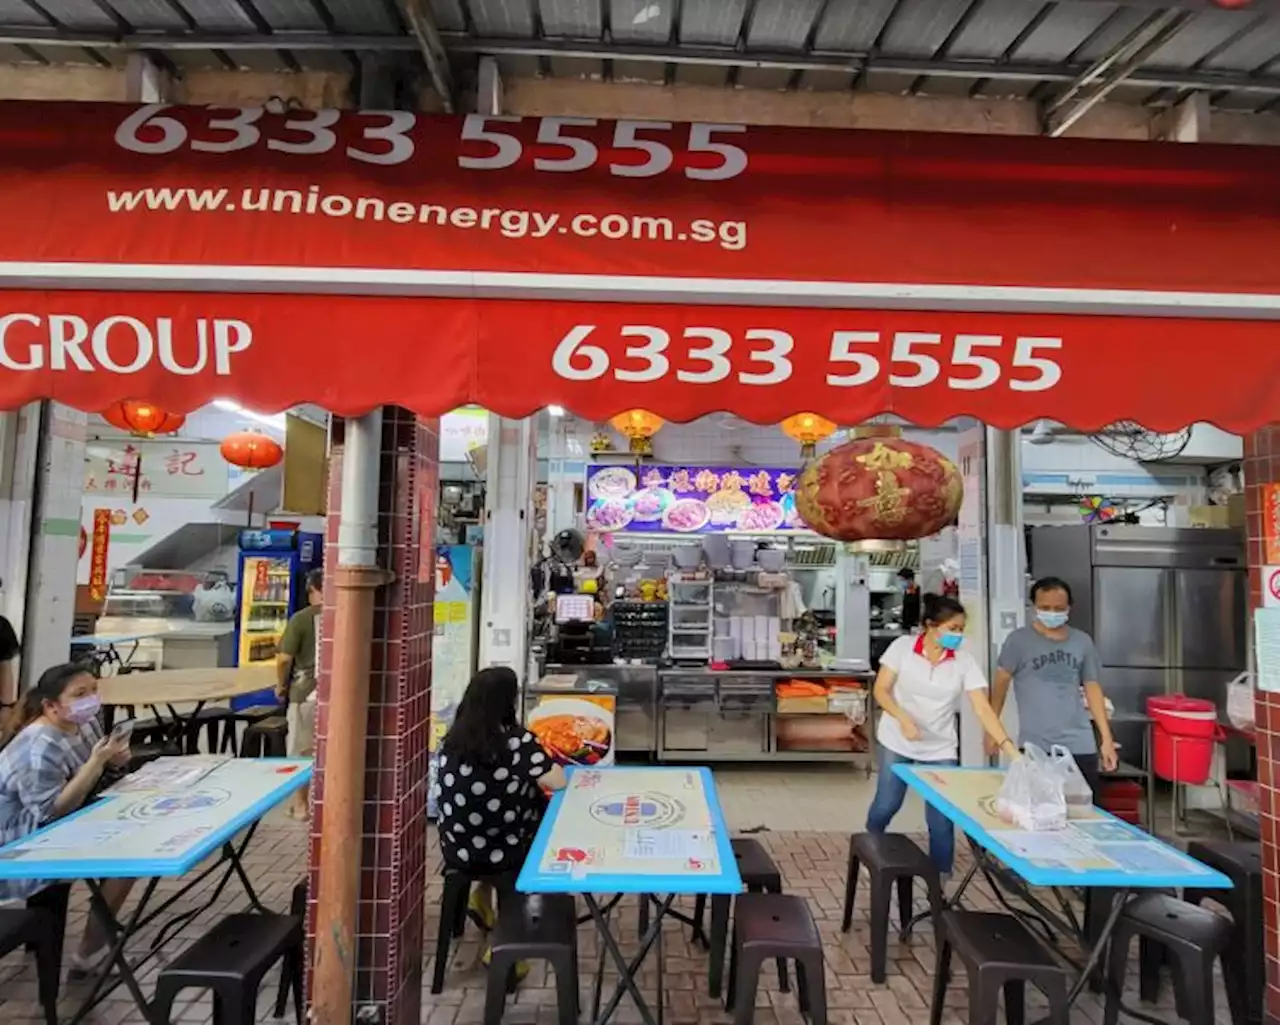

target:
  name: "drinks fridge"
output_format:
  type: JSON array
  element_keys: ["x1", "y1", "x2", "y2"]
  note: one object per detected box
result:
[{"x1": 232, "y1": 527, "x2": 324, "y2": 710}]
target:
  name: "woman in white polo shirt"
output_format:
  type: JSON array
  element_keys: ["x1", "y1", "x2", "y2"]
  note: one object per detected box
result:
[{"x1": 868, "y1": 595, "x2": 1018, "y2": 875}]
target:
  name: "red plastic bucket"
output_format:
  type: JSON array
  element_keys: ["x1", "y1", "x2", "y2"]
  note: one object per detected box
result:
[{"x1": 1147, "y1": 696, "x2": 1221, "y2": 784}]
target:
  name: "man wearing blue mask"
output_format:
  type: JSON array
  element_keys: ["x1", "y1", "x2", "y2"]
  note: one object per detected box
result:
[{"x1": 988, "y1": 576, "x2": 1118, "y2": 801}]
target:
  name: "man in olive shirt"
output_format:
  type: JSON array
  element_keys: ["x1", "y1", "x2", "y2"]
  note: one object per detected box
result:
[{"x1": 277, "y1": 569, "x2": 322, "y2": 818}]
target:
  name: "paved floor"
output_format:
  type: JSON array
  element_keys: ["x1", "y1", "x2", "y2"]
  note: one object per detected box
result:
[{"x1": 0, "y1": 766, "x2": 1235, "y2": 1025}]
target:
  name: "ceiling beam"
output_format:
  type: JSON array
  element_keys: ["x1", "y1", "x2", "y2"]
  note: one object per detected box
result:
[
  {"x1": 392, "y1": 0, "x2": 455, "y2": 112},
  {"x1": 3, "y1": 27, "x2": 1280, "y2": 99},
  {"x1": 1044, "y1": 9, "x2": 1195, "y2": 137}
]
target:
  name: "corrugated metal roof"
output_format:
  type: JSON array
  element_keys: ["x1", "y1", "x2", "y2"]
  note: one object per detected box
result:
[{"x1": 2, "y1": 0, "x2": 1280, "y2": 117}]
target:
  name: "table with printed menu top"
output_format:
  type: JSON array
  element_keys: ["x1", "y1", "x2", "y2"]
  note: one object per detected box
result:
[
  {"x1": 895, "y1": 765, "x2": 1231, "y2": 1025},
  {"x1": 519, "y1": 765, "x2": 742, "y2": 1025},
  {"x1": 0, "y1": 756, "x2": 311, "y2": 1025}
]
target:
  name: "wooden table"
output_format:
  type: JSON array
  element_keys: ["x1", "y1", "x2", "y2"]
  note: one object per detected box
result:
[{"x1": 98, "y1": 665, "x2": 277, "y2": 707}]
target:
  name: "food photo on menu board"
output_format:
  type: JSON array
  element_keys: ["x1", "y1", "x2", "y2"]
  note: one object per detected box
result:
[{"x1": 585, "y1": 464, "x2": 805, "y2": 534}]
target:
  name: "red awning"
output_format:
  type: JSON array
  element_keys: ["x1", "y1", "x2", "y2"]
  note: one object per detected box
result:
[
  {"x1": 0, "y1": 103, "x2": 1277, "y2": 430},
  {"x1": 1, "y1": 290, "x2": 1276, "y2": 433}
]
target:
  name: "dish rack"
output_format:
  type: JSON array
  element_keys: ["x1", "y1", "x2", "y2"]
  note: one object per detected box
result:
[
  {"x1": 668, "y1": 577, "x2": 713, "y2": 661},
  {"x1": 612, "y1": 601, "x2": 669, "y2": 661}
]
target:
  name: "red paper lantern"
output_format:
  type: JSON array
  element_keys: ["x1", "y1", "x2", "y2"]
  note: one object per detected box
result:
[
  {"x1": 101, "y1": 400, "x2": 185, "y2": 437},
  {"x1": 795, "y1": 434, "x2": 963, "y2": 542},
  {"x1": 220, "y1": 429, "x2": 283, "y2": 470}
]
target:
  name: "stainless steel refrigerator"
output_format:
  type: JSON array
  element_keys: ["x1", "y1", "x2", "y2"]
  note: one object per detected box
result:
[{"x1": 1026, "y1": 525, "x2": 1246, "y2": 763}]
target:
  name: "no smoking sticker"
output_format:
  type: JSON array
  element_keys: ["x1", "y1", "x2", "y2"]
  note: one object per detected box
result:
[{"x1": 1265, "y1": 566, "x2": 1280, "y2": 607}]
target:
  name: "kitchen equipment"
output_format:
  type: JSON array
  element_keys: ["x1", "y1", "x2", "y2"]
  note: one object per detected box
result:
[
  {"x1": 713, "y1": 636, "x2": 739, "y2": 662},
  {"x1": 673, "y1": 545, "x2": 703, "y2": 570},
  {"x1": 668, "y1": 577, "x2": 714, "y2": 661},
  {"x1": 757, "y1": 548, "x2": 786, "y2": 572},
  {"x1": 611, "y1": 601, "x2": 669, "y2": 662},
  {"x1": 703, "y1": 535, "x2": 731, "y2": 569},
  {"x1": 731, "y1": 540, "x2": 757, "y2": 570}
]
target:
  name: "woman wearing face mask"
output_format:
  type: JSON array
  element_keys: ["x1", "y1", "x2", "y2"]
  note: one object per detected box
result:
[
  {"x1": 0, "y1": 662, "x2": 133, "y2": 973},
  {"x1": 869, "y1": 595, "x2": 1017, "y2": 876},
  {"x1": 989, "y1": 577, "x2": 1117, "y2": 800}
]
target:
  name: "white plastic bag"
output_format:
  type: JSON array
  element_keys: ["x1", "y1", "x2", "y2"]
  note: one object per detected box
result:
[
  {"x1": 1050, "y1": 745, "x2": 1094, "y2": 810},
  {"x1": 1226, "y1": 672, "x2": 1255, "y2": 732},
  {"x1": 995, "y1": 743, "x2": 1068, "y2": 831}
]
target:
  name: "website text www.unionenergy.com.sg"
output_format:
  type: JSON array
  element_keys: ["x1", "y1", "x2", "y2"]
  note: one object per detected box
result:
[{"x1": 105, "y1": 185, "x2": 749, "y2": 251}]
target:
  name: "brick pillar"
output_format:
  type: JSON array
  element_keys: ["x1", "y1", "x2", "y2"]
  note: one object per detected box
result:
[
  {"x1": 309, "y1": 408, "x2": 439, "y2": 1025},
  {"x1": 1243, "y1": 427, "x2": 1280, "y2": 1024}
]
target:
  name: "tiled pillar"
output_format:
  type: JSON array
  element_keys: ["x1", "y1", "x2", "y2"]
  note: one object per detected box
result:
[
  {"x1": 309, "y1": 408, "x2": 439, "y2": 1025},
  {"x1": 1242, "y1": 426, "x2": 1280, "y2": 1024}
]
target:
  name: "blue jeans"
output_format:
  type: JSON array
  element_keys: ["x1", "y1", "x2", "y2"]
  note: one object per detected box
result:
[{"x1": 866, "y1": 745, "x2": 958, "y2": 874}]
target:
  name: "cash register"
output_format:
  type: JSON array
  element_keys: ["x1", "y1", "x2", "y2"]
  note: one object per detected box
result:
[{"x1": 546, "y1": 594, "x2": 612, "y2": 666}]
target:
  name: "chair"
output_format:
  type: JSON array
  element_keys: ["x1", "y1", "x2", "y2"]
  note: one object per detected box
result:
[
  {"x1": 240, "y1": 716, "x2": 289, "y2": 758},
  {"x1": 432, "y1": 868, "x2": 516, "y2": 994},
  {"x1": 929, "y1": 910, "x2": 1070, "y2": 1025},
  {"x1": 275, "y1": 879, "x2": 309, "y2": 1018},
  {"x1": 725, "y1": 893, "x2": 826, "y2": 1025},
  {"x1": 1103, "y1": 893, "x2": 1235, "y2": 1025},
  {"x1": 483, "y1": 894, "x2": 578, "y2": 1025},
  {"x1": 152, "y1": 913, "x2": 304, "y2": 1025},
  {"x1": 1184, "y1": 840, "x2": 1262, "y2": 1025},
  {"x1": 0, "y1": 884, "x2": 71, "y2": 1025},
  {"x1": 691, "y1": 837, "x2": 787, "y2": 997},
  {"x1": 219, "y1": 705, "x2": 284, "y2": 756},
  {"x1": 841, "y1": 832, "x2": 943, "y2": 983},
  {"x1": 184, "y1": 706, "x2": 237, "y2": 755}
]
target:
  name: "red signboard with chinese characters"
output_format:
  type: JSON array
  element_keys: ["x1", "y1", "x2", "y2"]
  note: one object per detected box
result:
[{"x1": 89, "y1": 509, "x2": 111, "y2": 601}]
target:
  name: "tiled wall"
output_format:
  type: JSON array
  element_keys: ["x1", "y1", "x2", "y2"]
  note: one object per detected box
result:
[
  {"x1": 1242, "y1": 427, "x2": 1280, "y2": 1022},
  {"x1": 308, "y1": 409, "x2": 439, "y2": 1025}
]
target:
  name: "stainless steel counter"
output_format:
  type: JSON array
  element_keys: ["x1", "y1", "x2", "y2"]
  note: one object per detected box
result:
[{"x1": 658, "y1": 667, "x2": 873, "y2": 766}]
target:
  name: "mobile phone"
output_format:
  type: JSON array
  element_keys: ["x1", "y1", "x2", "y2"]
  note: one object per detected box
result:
[{"x1": 110, "y1": 720, "x2": 134, "y2": 743}]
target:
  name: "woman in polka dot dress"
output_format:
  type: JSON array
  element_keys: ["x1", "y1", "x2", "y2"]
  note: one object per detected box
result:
[{"x1": 434, "y1": 666, "x2": 567, "y2": 928}]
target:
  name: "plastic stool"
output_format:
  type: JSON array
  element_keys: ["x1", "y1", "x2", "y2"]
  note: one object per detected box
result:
[
  {"x1": 1184, "y1": 840, "x2": 1261, "y2": 1025},
  {"x1": 483, "y1": 894, "x2": 578, "y2": 1025},
  {"x1": 842, "y1": 832, "x2": 942, "y2": 983},
  {"x1": 726, "y1": 893, "x2": 826, "y2": 1025},
  {"x1": 152, "y1": 913, "x2": 303, "y2": 1025},
  {"x1": 930, "y1": 910, "x2": 1070, "y2": 1025},
  {"x1": 1104, "y1": 893, "x2": 1234, "y2": 1025},
  {"x1": 692, "y1": 837, "x2": 788, "y2": 998}
]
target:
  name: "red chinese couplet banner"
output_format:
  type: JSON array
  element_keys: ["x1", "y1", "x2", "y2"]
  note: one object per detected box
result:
[{"x1": 89, "y1": 509, "x2": 111, "y2": 602}]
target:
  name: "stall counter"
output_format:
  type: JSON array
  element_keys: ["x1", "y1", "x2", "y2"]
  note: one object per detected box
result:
[{"x1": 659, "y1": 666, "x2": 874, "y2": 766}]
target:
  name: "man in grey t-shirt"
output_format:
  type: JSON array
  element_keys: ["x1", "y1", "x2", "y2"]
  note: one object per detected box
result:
[{"x1": 989, "y1": 576, "x2": 1118, "y2": 801}]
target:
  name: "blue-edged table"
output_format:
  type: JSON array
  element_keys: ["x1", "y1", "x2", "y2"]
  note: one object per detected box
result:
[
  {"x1": 896, "y1": 765, "x2": 1231, "y2": 1024},
  {"x1": 518, "y1": 765, "x2": 742, "y2": 1025},
  {"x1": 0, "y1": 756, "x2": 311, "y2": 1025}
]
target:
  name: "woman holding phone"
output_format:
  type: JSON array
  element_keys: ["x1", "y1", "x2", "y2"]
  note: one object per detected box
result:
[
  {"x1": 868, "y1": 596, "x2": 1018, "y2": 876},
  {"x1": 0, "y1": 662, "x2": 133, "y2": 974}
]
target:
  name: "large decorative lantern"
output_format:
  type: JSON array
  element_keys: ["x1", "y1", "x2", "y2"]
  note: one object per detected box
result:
[
  {"x1": 780, "y1": 413, "x2": 837, "y2": 459},
  {"x1": 610, "y1": 409, "x2": 664, "y2": 456},
  {"x1": 101, "y1": 400, "x2": 185, "y2": 437},
  {"x1": 795, "y1": 427, "x2": 963, "y2": 542},
  {"x1": 220, "y1": 429, "x2": 284, "y2": 470}
]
